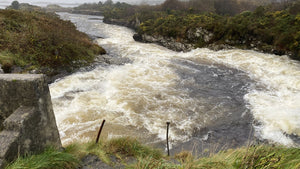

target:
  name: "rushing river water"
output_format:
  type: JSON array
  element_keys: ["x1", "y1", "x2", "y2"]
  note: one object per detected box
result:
[{"x1": 50, "y1": 13, "x2": 300, "y2": 151}]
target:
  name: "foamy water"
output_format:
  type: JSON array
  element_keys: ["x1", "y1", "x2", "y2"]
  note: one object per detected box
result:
[{"x1": 50, "y1": 13, "x2": 300, "y2": 146}]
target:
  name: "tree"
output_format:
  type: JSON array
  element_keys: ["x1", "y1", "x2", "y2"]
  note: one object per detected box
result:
[
  {"x1": 104, "y1": 0, "x2": 113, "y2": 6},
  {"x1": 11, "y1": 0, "x2": 20, "y2": 10},
  {"x1": 161, "y1": 0, "x2": 184, "y2": 11}
]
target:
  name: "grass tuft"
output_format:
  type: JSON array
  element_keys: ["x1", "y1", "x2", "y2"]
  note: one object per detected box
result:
[
  {"x1": 103, "y1": 137, "x2": 163, "y2": 159},
  {"x1": 5, "y1": 147, "x2": 79, "y2": 169}
]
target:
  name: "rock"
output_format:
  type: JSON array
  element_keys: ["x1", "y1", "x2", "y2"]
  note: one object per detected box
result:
[
  {"x1": 88, "y1": 34, "x2": 103, "y2": 40},
  {"x1": 139, "y1": 34, "x2": 194, "y2": 52},
  {"x1": 208, "y1": 44, "x2": 235, "y2": 51},
  {"x1": 0, "y1": 65, "x2": 3, "y2": 74},
  {"x1": 103, "y1": 17, "x2": 140, "y2": 30},
  {"x1": 11, "y1": 66, "x2": 23, "y2": 73},
  {"x1": 187, "y1": 27, "x2": 213, "y2": 43},
  {"x1": 81, "y1": 155, "x2": 113, "y2": 169},
  {"x1": 133, "y1": 33, "x2": 143, "y2": 42},
  {"x1": 80, "y1": 154, "x2": 114, "y2": 169},
  {"x1": 102, "y1": 55, "x2": 131, "y2": 65}
]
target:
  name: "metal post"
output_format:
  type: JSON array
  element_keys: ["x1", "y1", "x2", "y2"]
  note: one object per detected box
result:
[
  {"x1": 96, "y1": 119, "x2": 106, "y2": 143},
  {"x1": 166, "y1": 122, "x2": 170, "y2": 156}
]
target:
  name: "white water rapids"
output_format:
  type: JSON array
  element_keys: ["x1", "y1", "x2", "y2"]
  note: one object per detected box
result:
[{"x1": 50, "y1": 13, "x2": 300, "y2": 147}]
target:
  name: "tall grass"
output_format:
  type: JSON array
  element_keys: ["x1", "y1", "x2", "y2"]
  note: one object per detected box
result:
[
  {"x1": 6, "y1": 138, "x2": 300, "y2": 169},
  {"x1": 5, "y1": 148, "x2": 79, "y2": 169},
  {"x1": 103, "y1": 137, "x2": 163, "y2": 159}
]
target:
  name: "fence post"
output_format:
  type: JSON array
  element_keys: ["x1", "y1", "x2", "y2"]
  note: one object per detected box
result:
[
  {"x1": 96, "y1": 119, "x2": 106, "y2": 143},
  {"x1": 166, "y1": 122, "x2": 170, "y2": 156}
]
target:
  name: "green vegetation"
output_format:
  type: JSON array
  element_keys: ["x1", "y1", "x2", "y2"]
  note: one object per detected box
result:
[
  {"x1": 0, "y1": 9, "x2": 105, "y2": 74},
  {"x1": 136, "y1": 8, "x2": 300, "y2": 58},
  {"x1": 5, "y1": 147, "x2": 79, "y2": 169},
  {"x1": 6, "y1": 137, "x2": 300, "y2": 169},
  {"x1": 64, "y1": 137, "x2": 163, "y2": 164},
  {"x1": 74, "y1": 0, "x2": 300, "y2": 60}
]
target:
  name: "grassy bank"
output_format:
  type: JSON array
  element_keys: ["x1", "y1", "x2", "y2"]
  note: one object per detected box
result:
[
  {"x1": 106, "y1": 2, "x2": 300, "y2": 60},
  {"x1": 5, "y1": 137, "x2": 300, "y2": 169},
  {"x1": 137, "y1": 8, "x2": 300, "y2": 57},
  {"x1": 0, "y1": 9, "x2": 106, "y2": 75},
  {"x1": 73, "y1": 0, "x2": 300, "y2": 60}
]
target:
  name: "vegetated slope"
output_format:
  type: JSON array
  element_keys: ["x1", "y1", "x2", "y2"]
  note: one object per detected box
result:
[
  {"x1": 0, "y1": 9, "x2": 106, "y2": 75},
  {"x1": 137, "y1": 7, "x2": 300, "y2": 58},
  {"x1": 6, "y1": 137, "x2": 300, "y2": 169},
  {"x1": 75, "y1": 0, "x2": 300, "y2": 60}
]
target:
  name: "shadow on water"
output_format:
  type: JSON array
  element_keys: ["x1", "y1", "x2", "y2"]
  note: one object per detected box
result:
[{"x1": 169, "y1": 58, "x2": 257, "y2": 155}]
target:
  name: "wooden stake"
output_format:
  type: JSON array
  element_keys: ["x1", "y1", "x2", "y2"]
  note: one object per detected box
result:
[
  {"x1": 96, "y1": 120, "x2": 106, "y2": 143},
  {"x1": 166, "y1": 122, "x2": 170, "y2": 156}
]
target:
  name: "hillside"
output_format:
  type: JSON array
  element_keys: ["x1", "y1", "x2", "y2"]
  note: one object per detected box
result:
[{"x1": 0, "y1": 9, "x2": 106, "y2": 78}]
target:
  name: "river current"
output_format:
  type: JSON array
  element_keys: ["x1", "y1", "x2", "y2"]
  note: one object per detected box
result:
[{"x1": 50, "y1": 13, "x2": 300, "y2": 151}]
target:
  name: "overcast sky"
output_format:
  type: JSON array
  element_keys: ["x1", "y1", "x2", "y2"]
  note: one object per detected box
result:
[{"x1": 0, "y1": 0, "x2": 165, "y2": 8}]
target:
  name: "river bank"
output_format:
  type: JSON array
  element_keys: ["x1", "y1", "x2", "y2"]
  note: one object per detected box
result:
[
  {"x1": 96, "y1": 1, "x2": 300, "y2": 61},
  {"x1": 104, "y1": 16, "x2": 298, "y2": 60},
  {"x1": 6, "y1": 137, "x2": 300, "y2": 169},
  {"x1": 0, "y1": 9, "x2": 107, "y2": 83}
]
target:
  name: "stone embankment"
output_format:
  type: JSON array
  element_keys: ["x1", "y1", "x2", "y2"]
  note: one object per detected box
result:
[{"x1": 0, "y1": 74, "x2": 61, "y2": 168}]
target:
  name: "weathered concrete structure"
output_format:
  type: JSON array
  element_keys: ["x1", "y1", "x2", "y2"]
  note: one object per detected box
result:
[{"x1": 0, "y1": 74, "x2": 61, "y2": 168}]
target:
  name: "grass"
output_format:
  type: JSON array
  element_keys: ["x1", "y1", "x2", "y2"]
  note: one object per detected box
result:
[
  {"x1": 103, "y1": 137, "x2": 162, "y2": 159},
  {"x1": 5, "y1": 138, "x2": 300, "y2": 169},
  {"x1": 5, "y1": 147, "x2": 79, "y2": 169}
]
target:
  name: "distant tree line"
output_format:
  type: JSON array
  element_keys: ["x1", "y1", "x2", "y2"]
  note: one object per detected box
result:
[
  {"x1": 159, "y1": 0, "x2": 300, "y2": 15},
  {"x1": 74, "y1": 0, "x2": 299, "y2": 16}
]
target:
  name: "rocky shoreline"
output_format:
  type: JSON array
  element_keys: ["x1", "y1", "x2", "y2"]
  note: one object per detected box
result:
[
  {"x1": 104, "y1": 18, "x2": 297, "y2": 59},
  {"x1": 133, "y1": 31, "x2": 295, "y2": 58}
]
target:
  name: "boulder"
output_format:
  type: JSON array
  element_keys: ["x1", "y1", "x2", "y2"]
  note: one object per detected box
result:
[{"x1": 139, "y1": 34, "x2": 194, "y2": 52}]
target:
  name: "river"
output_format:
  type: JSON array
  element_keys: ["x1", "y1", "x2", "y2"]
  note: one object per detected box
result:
[{"x1": 50, "y1": 13, "x2": 300, "y2": 153}]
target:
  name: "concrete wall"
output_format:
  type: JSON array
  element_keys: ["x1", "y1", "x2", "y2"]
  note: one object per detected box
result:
[{"x1": 0, "y1": 74, "x2": 61, "y2": 168}]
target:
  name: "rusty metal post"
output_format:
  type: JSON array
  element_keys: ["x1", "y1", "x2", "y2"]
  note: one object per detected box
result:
[
  {"x1": 166, "y1": 122, "x2": 170, "y2": 156},
  {"x1": 96, "y1": 119, "x2": 106, "y2": 143}
]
